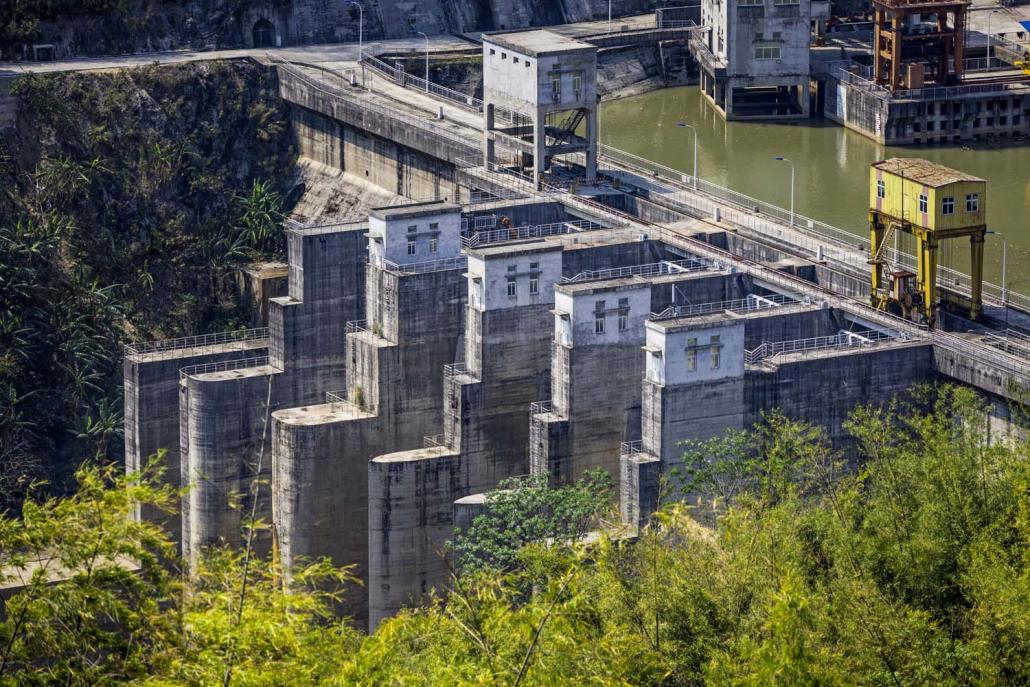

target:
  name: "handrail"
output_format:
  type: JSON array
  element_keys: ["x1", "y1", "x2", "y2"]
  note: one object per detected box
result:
[
  {"x1": 529, "y1": 400, "x2": 552, "y2": 415},
  {"x1": 745, "y1": 329, "x2": 904, "y2": 365},
  {"x1": 179, "y1": 356, "x2": 271, "y2": 380},
  {"x1": 560, "y1": 257, "x2": 715, "y2": 284},
  {"x1": 651, "y1": 293, "x2": 799, "y2": 320},
  {"x1": 326, "y1": 390, "x2": 348, "y2": 404},
  {"x1": 345, "y1": 319, "x2": 368, "y2": 334},
  {"x1": 375, "y1": 255, "x2": 467, "y2": 274},
  {"x1": 126, "y1": 327, "x2": 269, "y2": 356},
  {"x1": 462, "y1": 219, "x2": 612, "y2": 248},
  {"x1": 271, "y1": 56, "x2": 479, "y2": 157},
  {"x1": 423, "y1": 433, "x2": 448, "y2": 449},
  {"x1": 443, "y1": 362, "x2": 467, "y2": 377}
]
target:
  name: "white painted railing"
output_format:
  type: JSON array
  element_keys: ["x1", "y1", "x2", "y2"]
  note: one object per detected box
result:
[{"x1": 179, "y1": 356, "x2": 271, "y2": 380}]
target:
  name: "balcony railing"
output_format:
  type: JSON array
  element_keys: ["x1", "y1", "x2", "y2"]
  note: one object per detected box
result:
[
  {"x1": 125, "y1": 327, "x2": 269, "y2": 356},
  {"x1": 443, "y1": 362, "x2": 467, "y2": 377},
  {"x1": 179, "y1": 356, "x2": 271, "y2": 380},
  {"x1": 375, "y1": 255, "x2": 467, "y2": 274},
  {"x1": 745, "y1": 329, "x2": 904, "y2": 365},
  {"x1": 462, "y1": 219, "x2": 611, "y2": 249},
  {"x1": 651, "y1": 293, "x2": 799, "y2": 320},
  {"x1": 561, "y1": 257, "x2": 715, "y2": 284},
  {"x1": 529, "y1": 400, "x2": 552, "y2": 415}
]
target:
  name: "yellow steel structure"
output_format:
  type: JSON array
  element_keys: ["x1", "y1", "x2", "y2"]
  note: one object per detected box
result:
[{"x1": 868, "y1": 158, "x2": 987, "y2": 325}]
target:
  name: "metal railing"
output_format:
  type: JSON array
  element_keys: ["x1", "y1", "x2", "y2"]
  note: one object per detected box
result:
[
  {"x1": 376, "y1": 255, "x2": 467, "y2": 274},
  {"x1": 361, "y1": 53, "x2": 481, "y2": 112},
  {"x1": 981, "y1": 329, "x2": 1030, "y2": 359},
  {"x1": 345, "y1": 319, "x2": 368, "y2": 334},
  {"x1": 651, "y1": 293, "x2": 799, "y2": 320},
  {"x1": 360, "y1": 53, "x2": 525, "y2": 126},
  {"x1": 423, "y1": 433, "x2": 448, "y2": 449},
  {"x1": 746, "y1": 329, "x2": 903, "y2": 365},
  {"x1": 529, "y1": 400, "x2": 552, "y2": 415},
  {"x1": 125, "y1": 327, "x2": 269, "y2": 356},
  {"x1": 620, "y1": 440, "x2": 644, "y2": 457},
  {"x1": 326, "y1": 390, "x2": 348, "y2": 405},
  {"x1": 832, "y1": 65, "x2": 1030, "y2": 102},
  {"x1": 561, "y1": 257, "x2": 715, "y2": 284},
  {"x1": 179, "y1": 356, "x2": 271, "y2": 380},
  {"x1": 443, "y1": 362, "x2": 467, "y2": 377},
  {"x1": 933, "y1": 330, "x2": 1030, "y2": 389},
  {"x1": 462, "y1": 219, "x2": 611, "y2": 249}
]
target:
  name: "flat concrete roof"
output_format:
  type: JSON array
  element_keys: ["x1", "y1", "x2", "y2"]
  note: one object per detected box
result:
[
  {"x1": 872, "y1": 158, "x2": 984, "y2": 187},
  {"x1": 648, "y1": 302, "x2": 817, "y2": 332},
  {"x1": 370, "y1": 199, "x2": 461, "y2": 221},
  {"x1": 272, "y1": 401, "x2": 375, "y2": 425},
  {"x1": 484, "y1": 29, "x2": 595, "y2": 57},
  {"x1": 372, "y1": 445, "x2": 457, "y2": 463},
  {"x1": 555, "y1": 275, "x2": 651, "y2": 295},
  {"x1": 466, "y1": 238, "x2": 562, "y2": 259}
]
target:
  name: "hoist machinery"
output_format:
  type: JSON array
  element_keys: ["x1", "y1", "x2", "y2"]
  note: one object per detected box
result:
[{"x1": 868, "y1": 158, "x2": 987, "y2": 326}]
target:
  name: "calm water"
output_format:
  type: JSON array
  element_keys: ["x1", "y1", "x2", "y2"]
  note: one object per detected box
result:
[{"x1": 601, "y1": 86, "x2": 1030, "y2": 293}]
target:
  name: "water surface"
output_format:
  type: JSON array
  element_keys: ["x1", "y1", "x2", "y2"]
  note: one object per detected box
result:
[{"x1": 602, "y1": 86, "x2": 1030, "y2": 293}]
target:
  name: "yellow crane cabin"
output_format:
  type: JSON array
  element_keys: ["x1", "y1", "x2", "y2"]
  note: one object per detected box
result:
[{"x1": 868, "y1": 158, "x2": 987, "y2": 325}]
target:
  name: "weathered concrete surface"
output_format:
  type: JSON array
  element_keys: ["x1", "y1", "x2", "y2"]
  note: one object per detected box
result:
[
  {"x1": 124, "y1": 339, "x2": 269, "y2": 547},
  {"x1": 368, "y1": 446, "x2": 463, "y2": 629}
]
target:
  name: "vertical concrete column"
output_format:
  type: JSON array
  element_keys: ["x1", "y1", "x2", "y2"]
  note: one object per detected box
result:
[
  {"x1": 584, "y1": 107, "x2": 598, "y2": 183},
  {"x1": 483, "y1": 103, "x2": 495, "y2": 169},
  {"x1": 533, "y1": 105, "x2": 547, "y2": 189}
]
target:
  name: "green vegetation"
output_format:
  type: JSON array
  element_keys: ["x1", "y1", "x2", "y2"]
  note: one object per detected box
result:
[
  {"x1": 2, "y1": 385, "x2": 1027, "y2": 685},
  {"x1": 0, "y1": 60, "x2": 294, "y2": 509},
  {"x1": 449, "y1": 469, "x2": 612, "y2": 574},
  {"x1": 0, "y1": 1, "x2": 286, "y2": 59}
]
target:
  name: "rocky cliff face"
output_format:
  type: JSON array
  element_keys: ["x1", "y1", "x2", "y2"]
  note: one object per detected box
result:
[{"x1": 2, "y1": 0, "x2": 669, "y2": 60}]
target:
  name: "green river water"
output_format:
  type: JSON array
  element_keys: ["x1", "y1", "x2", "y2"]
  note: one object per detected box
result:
[{"x1": 601, "y1": 86, "x2": 1030, "y2": 295}]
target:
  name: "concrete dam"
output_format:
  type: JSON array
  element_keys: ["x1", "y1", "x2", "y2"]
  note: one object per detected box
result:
[{"x1": 124, "y1": 24, "x2": 1030, "y2": 632}]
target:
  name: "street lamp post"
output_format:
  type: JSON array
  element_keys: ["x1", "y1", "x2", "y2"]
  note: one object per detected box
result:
[
  {"x1": 608, "y1": 0, "x2": 612, "y2": 34},
  {"x1": 676, "y1": 120, "x2": 698, "y2": 190},
  {"x1": 347, "y1": 0, "x2": 363, "y2": 60},
  {"x1": 987, "y1": 230, "x2": 1008, "y2": 304},
  {"x1": 773, "y1": 156, "x2": 795, "y2": 227},
  {"x1": 416, "y1": 31, "x2": 429, "y2": 91}
]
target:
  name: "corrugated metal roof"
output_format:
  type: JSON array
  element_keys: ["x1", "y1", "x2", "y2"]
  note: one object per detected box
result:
[{"x1": 872, "y1": 157, "x2": 984, "y2": 187}]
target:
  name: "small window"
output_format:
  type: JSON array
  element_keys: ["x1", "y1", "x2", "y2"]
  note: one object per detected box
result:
[
  {"x1": 918, "y1": 194, "x2": 928, "y2": 213},
  {"x1": 407, "y1": 240, "x2": 416, "y2": 255},
  {"x1": 501, "y1": 52, "x2": 507, "y2": 60},
  {"x1": 876, "y1": 179, "x2": 885, "y2": 198},
  {"x1": 966, "y1": 193, "x2": 979, "y2": 212},
  {"x1": 772, "y1": 31, "x2": 782, "y2": 39},
  {"x1": 407, "y1": 224, "x2": 417, "y2": 233},
  {"x1": 429, "y1": 222, "x2": 439, "y2": 230},
  {"x1": 525, "y1": 61, "x2": 531, "y2": 68},
  {"x1": 507, "y1": 264, "x2": 517, "y2": 272},
  {"x1": 739, "y1": 0, "x2": 762, "y2": 6},
  {"x1": 595, "y1": 300, "x2": 605, "y2": 312},
  {"x1": 686, "y1": 337, "x2": 698, "y2": 371},
  {"x1": 513, "y1": 57, "x2": 519, "y2": 64},
  {"x1": 942, "y1": 196, "x2": 955, "y2": 215},
  {"x1": 754, "y1": 45, "x2": 781, "y2": 60},
  {"x1": 595, "y1": 316, "x2": 605, "y2": 334},
  {"x1": 490, "y1": 48, "x2": 495, "y2": 55},
  {"x1": 618, "y1": 314, "x2": 627, "y2": 332},
  {"x1": 710, "y1": 335, "x2": 721, "y2": 369},
  {"x1": 618, "y1": 297, "x2": 629, "y2": 308},
  {"x1": 530, "y1": 262, "x2": 539, "y2": 269},
  {"x1": 572, "y1": 72, "x2": 582, "y2": 96},
  {"x1": 506, "y1": 277, "x2": 517, "y2": 297},
  {"x1": 529, "y1": 277, "x2": 539, "y2": 295},
  {"x1": 429, "y1": 238, "x2": 438, "y2": 253}
]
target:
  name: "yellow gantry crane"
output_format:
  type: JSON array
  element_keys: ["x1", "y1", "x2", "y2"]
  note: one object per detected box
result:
[{"x1": 868, "y1": 158, "x2": 987, "y2": 326}]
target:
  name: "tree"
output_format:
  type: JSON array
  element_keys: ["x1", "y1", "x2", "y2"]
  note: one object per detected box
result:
[{"x1": 448, "y1": 469, "x2": 613, "y2": 574}]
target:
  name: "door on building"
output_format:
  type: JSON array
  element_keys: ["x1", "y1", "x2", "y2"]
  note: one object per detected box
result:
[{"x1": 252, "y1": 19, "x2": 275, "y2": 48}]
